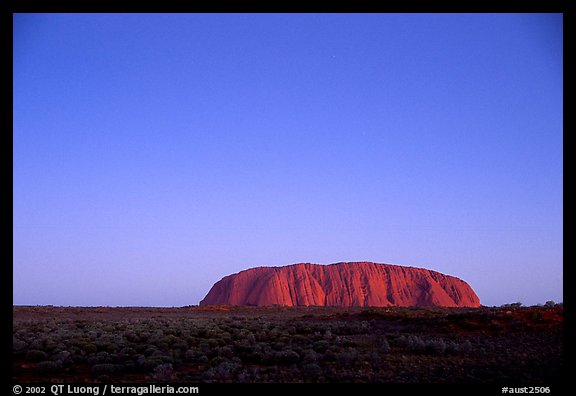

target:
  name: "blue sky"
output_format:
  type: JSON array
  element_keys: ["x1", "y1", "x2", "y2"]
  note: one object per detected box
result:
[{"x1": 13, "y1": 13, "x2": 562, "y2": 307}]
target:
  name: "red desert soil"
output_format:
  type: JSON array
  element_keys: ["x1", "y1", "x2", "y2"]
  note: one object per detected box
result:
[{"x1": 200, "y1": 262, "x2": 481, "y2": 307}]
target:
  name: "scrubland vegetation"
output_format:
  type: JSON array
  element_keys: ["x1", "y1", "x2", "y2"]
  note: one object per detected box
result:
[{"x1": 13, "y1": 304, "x2": 562, "y2": 383}]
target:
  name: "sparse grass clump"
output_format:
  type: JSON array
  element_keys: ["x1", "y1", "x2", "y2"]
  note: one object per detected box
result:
[{"x1": 13, "y1": 305, "x2": 563, "y2": 383}]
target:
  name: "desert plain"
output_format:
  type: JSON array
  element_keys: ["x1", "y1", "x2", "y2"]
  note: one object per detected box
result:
[{"x1": 12, "y1": 304, "x2": 562, "y2": 383}]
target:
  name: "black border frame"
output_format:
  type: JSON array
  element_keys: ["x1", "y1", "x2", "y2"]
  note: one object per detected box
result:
[{"x1": 6, "y1": 0, "x2": 572, "y2": 392}]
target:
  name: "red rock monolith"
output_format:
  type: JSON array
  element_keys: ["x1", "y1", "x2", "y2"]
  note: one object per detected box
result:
[{"x1": 199, "y1": 262, "x2": 481, "y2": 307}]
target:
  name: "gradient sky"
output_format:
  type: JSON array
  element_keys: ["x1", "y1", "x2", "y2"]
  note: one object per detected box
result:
[{"x1": 13, "y1": 13, "x2": 563, "y2": 307}]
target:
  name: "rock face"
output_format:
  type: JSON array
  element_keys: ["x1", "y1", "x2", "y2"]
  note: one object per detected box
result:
[{"x1": 199, "y1": 262, "x2": 481, "y2": 307}]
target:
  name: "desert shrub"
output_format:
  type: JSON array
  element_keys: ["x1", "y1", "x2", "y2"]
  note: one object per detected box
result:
[
  {"x1": 232, "y1": 343, "x2": 252, "y2": 355},
  {"x1": 302, "y1": 363, "x2": 322, "y2": 377},
  {"x1": 28, "y1": 339, "x2": 44, "y2": 350},
  {"x1": 105, "y1": 342, "x2": 121, "y2": 353},
  {"x1": 87, "y1": 351, "x2": 113, "y2": 365},
  {"x1": 123, "y1": 332, "x2": 140, "y2": 343},
  {"x1": 330, "y1": 321, "x2": 369, "y2": 335},
  {"x1": 148, "y1": 350, "x2": 173, "y2": 364},
  {"x1": 68, "y1": 335, "x2": 89, "y2": 348},
  {"x1": 313, "y1": 340, "x2": 330, "y2": 353},
  {"x1": 501, "y1": 302, "x2": 523, "y2": 309},
  {"x1": 68, "y1": 345, "x2": 82, "y2": 355},
  {"x1": 50, "y1": 350, "x2": 73, "y2": 366},
  {"x1": 531, "y1": 311, "x2": 544, "y2": 321},
  {"x1": 379, "y1": 337, "x2": 391, "y2": 354},
  {"x1": 112, "y1": 351, "x2": 136, "y2": 364},
  {"x1": 445, "y1": 341, "x2": 461, "y2": 354},
  {"x1": 272, "y1": 342, "x2": 286, "y2": 351},
  {"x1": 254, "y1": 330, "x2": 268, "y2": 342},
  {"x1": 244, "y1": 351, "x2": 263, "y2": 364},
  {"x1": 36, "y1": 360, "x2": 62, "y2": 373},
  {"x1": 120, "y1": 347, "x2": 136, "y2": 356},
  {"x1": 403, "y1": 336, "x2": 452, "y2": 355},
  {"x1": 302, "y1": 349, "x2": 318, "y2": 364},
  {"x1": 275, "y1": 350, "x2": 300, "y2": 365},
  {"x1": 26, "y1": 350, "x2": 49, "y2": 362},
  {"x1": 71, "y1": 352, "x2": 87, "y2": 364},
  {"x1": 295, "y1": 322, "x2": 312, "y2": 335},
  {"x1": 153, "y1": 363, "x2": 174, "y2": 382},
  {"x1": 443, "y1": 339, "x2": 473, "y2": 355},
  {"x1": 392, "y1": 335, "x2": 407, "y2": 348},
  {"x1": 135, "y1": 355, "x2": 147, "y2": 368},
  {"x1": 425, "y1": 339, "x2": 446, "y2": 355},
  {"x1": 230, "y1": 328, "x2": 242, "y2": 341},
  {"x1": 140, "y1": 358, "x2": 164, "y2": 371},
  {"x1": 203, "y1": 361, "x2": 240, "y2": 382},
  {"x1": 367, "y1": 351, "x2": 382, "y2": 369},
  {"x1": 406, "y1": 335, "x2": 426, "y2": 353},
  {"x1": 209, "y1": 356, "x2": 228, "y2": 367},
  {"x1": 198, "y1": 342, "x2": 211, "y2": 354},
  {"x1": 322, "y1": 348, "x2": 337, "y2": 362},
  {"x1": 261, "y1": 349, "x2": 276, "y2": 365},
  {"x1": 185, "y1": 349, "x2": 203, "y2": 363},
  {"x1": 217, "y1": 346, "x2": 234, "y2": 359},
  {"x1": 154, "y1": 342, "x2": 170, "y2": 351},
  {"x1": 91, "y1": 363, "x2": 123, "y2": 376},
  {"x1": 13, "y1": 339, "x2": 28, "y2": 354},
  {"x1": 96, "y1": 374, "x2": 111, "y2": 383},
  {"x1": 144, "y1": 346, "x2": 158, "y2": 357},
  {"x1": 336, "y1": 348, "x2": 359, "y2": 366},
  {"x1": 172, "y1": 340, "x2": 188, "y2": 351},
  {"x1": 245, "y1": 333, "x2": 257, "y2": 346},
  {"x1": 43, "y1": 339, "x2": 61, "y2": 352},
  {"x1": 164, "y1": 335, "x2": 180, "y2": 345},
  {"x1": 51, "y1": 350, "x2": 71, "y2": 359},
  {"x1": 123, "y1": 360, "x2": 136, "y2": 372},
  {"x1": 81, "y1": 343, "x2": 98, "y2": 355},
  {"x1": 460, "y1": 339, "x2": 473, "y2": 354}
]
